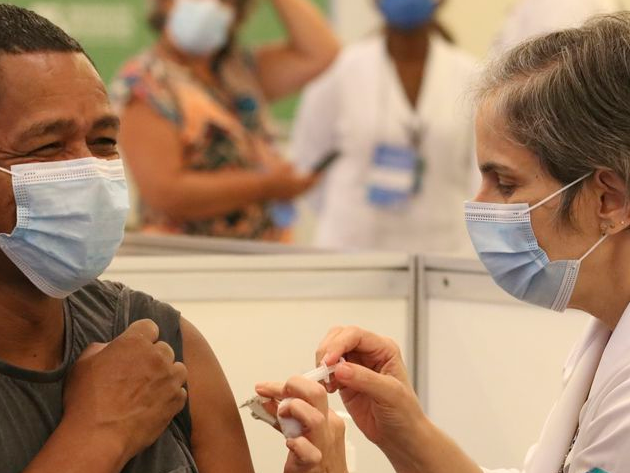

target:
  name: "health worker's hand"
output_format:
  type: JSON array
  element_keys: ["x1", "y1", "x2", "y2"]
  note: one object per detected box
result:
[
  {"x1": 256, "y1": 377, "x2": 348, "y2": 473},
  {"x1": 316, "y1": 327, "x2": 426, "y2": 456},
  {"x1": 63, "y1": 319, "x2": 188, "y2": 464}
]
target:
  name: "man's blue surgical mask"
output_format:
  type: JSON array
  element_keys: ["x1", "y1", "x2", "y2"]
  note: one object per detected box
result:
[
  {"x1": 167, "y1": 0, "x2": 235, "y2": 56},
  {"x1": 379, "y1": 0, "x2": 437, "y2": 31},
  {"x1": 465, "y1": 174, "x2": 607, "y2": 312},
  {"x1": 0, "y1": 157, "x2": 129, "y2": 298}
]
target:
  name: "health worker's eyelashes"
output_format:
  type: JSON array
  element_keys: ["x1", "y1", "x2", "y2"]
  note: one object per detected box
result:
[{"x1": 497, "y1": 181, "x2": 517, "y2": 198}]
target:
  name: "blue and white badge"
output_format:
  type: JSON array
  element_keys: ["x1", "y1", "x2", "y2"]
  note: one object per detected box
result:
[{"x1": 367, "y1": 143, "x2": 424, "y2": 208}]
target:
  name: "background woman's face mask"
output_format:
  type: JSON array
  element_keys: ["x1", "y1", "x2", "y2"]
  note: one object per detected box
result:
[
  {"x1": 0, "y1": 157, "x2": 129, "y2": 298},
  {"x1": 378, "y1": 0, "x2": 437, "y2": 31},
  {"x1": 167, "y1": 0, "x2": 235, "y2": 56},
  {"x1": 465, "y1": 174, "x2": 607, "y2": 312}
]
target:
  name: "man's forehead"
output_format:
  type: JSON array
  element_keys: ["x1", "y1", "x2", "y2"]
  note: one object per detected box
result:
[
  {"x1": 0, "y1": 52, "x2": 112, "y2": 137},
  {"x1": 0, "y1": 52, "x2": 105, "y2": 105}
]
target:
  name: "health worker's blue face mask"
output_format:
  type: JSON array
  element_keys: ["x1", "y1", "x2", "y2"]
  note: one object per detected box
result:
[
  {"x1": 167, "y1": 0, "x2": 235, "y2": 56},
  {"x1": 379, "y1": 0, "x2": 437, "y2": 31},
  {"x1": 465, "y1": 174, "x2": 607, "y2": 312},
  {"x1": 0, "y1": 157, "x2": 129, "y2": 299}
]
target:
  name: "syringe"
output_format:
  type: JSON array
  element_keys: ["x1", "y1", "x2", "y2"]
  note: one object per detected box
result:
[
  {"x1": 240, "y1": 358, "x2": 345, "y2": 439},
  {"x1": 301, "y1": 358, "x2": 342, "y2": 383},
  {"x1": 277, "y1": 359, "x2": 344, "y2": 438}
]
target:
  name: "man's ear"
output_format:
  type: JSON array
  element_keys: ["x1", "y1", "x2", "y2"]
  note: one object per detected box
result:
[{"x1": 594, "y1": 169, "x2": 630, "y2": 235}]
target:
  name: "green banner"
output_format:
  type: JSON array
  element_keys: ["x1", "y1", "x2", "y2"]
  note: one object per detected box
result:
[{"x1": 8, "y1": 0, "x2": 329, "y2": 121}]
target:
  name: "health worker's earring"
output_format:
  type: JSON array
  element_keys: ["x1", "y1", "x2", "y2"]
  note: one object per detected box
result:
[
  {"x1": 601, "y1": 222, "x2": 615, "y2": 236},
  {"x1": 600, "y1": 221, "x2": 630, "y2": 235}
]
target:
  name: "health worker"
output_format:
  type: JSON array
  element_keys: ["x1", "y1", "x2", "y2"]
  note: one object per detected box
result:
[
  {"x1": 262, "y1": 12, "x2": 630, "y2": 473},
  {"x1": 291, "y1": 0, "x2": 477, "y2": 253}
]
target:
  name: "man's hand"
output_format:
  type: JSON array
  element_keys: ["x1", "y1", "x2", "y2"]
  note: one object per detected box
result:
[{"x1": 63, "y1": 319, "x2": 188, "y2": 464}]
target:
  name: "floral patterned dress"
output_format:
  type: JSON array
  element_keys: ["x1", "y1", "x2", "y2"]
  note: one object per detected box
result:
[{"x1": 111, "y1": 47, "x2": 286, "y2": 240}]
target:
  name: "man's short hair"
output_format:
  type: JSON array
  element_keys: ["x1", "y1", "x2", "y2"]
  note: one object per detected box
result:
[
  {"x1": 0, "y1": 3, "x2": 91, "y2": 101},
  {"x1": 0, "y1": 3, "x2": 85, "y2": 56}
]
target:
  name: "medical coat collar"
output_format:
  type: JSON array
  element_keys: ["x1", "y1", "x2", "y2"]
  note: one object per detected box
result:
[
  {"x1": 588, "y1": 303, "x2": 630, "y2": 401},
  {"x1": 524, "y1": 314, "x2": 610, "y2": 473}
]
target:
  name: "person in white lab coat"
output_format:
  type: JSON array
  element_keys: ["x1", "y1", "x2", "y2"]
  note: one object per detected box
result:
[
  {"x1": 291, "y1": 0, "x2": 477, "y2": 253},
  {"x1": 493, "y1": 0, "x2": 622, "y2": 52},
  {"x1": 258, "y1": 12, "x2": 630, "y2": 473}
]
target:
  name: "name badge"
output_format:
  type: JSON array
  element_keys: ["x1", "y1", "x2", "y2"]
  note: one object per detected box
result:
[{"x1": 367, "y1": 143, "x2": 424, "y2": 208}]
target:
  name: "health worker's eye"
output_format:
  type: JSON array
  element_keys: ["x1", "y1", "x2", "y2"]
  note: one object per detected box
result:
[{"x1": 497, "y1": 182, "x2": 516, "y2": 197}]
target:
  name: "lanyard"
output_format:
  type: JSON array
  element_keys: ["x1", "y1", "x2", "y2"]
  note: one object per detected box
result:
[{"x1": 377, "y1": 39, "x2": 425, "y2": 149}]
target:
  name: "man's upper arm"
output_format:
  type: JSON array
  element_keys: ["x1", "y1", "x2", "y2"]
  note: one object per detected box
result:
[{"x1": 179, "y1": 317, "x2": 256, "y2": 473}]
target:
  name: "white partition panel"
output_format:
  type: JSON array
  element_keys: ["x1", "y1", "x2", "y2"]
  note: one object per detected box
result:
[
  {"x1": 104, "y1": 251, "x2": 414, "y2": 473},
  {"x1": 420, "y1": 257, "x2": 590, "y2": 469}
]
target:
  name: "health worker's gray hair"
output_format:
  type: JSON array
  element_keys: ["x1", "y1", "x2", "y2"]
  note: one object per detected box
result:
[{"x1": 477, "y1": 12, "x2": 630, "y2": 223}]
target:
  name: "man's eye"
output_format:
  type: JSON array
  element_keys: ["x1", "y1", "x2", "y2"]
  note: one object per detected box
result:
[
  {"x1": 31, "y1": 142, "x2": 63, "y2": 155},
  {"x1": 90, "y1": 138, "x2": 118, "y2": 155},
  {"x1": 92, "y1": 138, "x2": 117, "y2": 147}
]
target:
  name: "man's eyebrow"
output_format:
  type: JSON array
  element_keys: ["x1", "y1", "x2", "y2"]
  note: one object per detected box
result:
[
  {"x1": 15, "y1": 116, "x2": 120, "y2": 143},
  {"x1": 479, "y1": 161, "x2": 516, "y2": 174},
  {"x1": 92, "y1": 115, "x2": 120, "y2": 131},
  {"x1": 17, "y1": 119, "x2": 77, "y2": 142}
]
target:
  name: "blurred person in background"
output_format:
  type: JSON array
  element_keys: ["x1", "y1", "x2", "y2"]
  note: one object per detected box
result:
[
  {"x1": 291, "y1": 0, "x2": 477, "y2": 253},
  {"x1": 493, "y1": 0, "x2": 623, "y2": 53},
  {"x1": 111, "y1": 0, "x2": 338, "y2": 241}
]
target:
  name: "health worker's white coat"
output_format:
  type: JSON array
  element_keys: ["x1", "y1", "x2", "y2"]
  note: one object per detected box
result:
[
  {"x1": 291, "y1": 34, "x2": 477, "y2": 253},
  {"x1": 485, "y1": 304, "x2": 630, "y2": 473}
]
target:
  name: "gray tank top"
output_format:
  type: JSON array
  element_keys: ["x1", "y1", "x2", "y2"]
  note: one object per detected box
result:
[{"x1": 0, "y1": 280, "x2": 198, "y2": 473}]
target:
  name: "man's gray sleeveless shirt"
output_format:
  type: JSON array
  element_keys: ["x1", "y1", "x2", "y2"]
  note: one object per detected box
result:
[{"x1": 0, "y1": 280, "x2": 197, "y2": 473}]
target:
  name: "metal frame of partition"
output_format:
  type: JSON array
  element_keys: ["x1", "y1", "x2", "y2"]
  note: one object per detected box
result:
[{"x1": 118, "y1": 232, "x2": 333, "y2": 256}]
